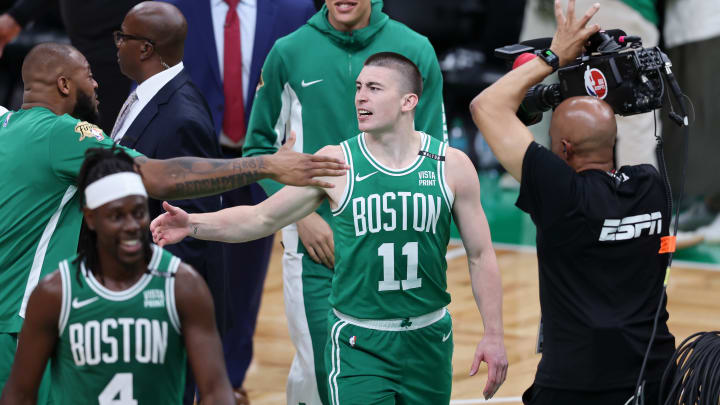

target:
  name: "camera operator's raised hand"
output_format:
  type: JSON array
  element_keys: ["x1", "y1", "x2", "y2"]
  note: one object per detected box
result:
[
  {"x1": 469, "y1": 0, "x2": 600, "y2": 181},
  {"x1": 549, "y1": 0, "x2": 601, "y2": 66}
]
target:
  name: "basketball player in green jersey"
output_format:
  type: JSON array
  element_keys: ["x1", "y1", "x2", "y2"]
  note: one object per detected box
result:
[
  {"x1": 0, "y1": 148, "x2": 234, "y2": 405},
  {"x1": 151, "y1": 52, "x2": 508, "y2": 403}
]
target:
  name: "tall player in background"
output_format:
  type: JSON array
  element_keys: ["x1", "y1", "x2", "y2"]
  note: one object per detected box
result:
[
  {"x1": 0, "y1": 148, "x2": 234, "y2": 405},
  {"x1": 241, "y1": 1, "x2": 447, "y2": 403},
  {"x1": 159, "y1": 1, "x2": 316, "y2": 401},
  {"x1": 153, "y1": 52, "x2": 507, "y2": 404}
]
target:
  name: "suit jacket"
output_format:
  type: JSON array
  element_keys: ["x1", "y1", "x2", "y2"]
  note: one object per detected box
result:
[
  {"x1": 163, "y1": 0, "x2": 316, "y2": 136},
  {"x1": 118, "y1": 69, "x2": 223, "y2": 278}
]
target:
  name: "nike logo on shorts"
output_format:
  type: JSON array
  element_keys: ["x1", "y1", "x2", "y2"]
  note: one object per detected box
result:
[
  {"x1": 72, "y1": 297, "x2": 99, "y2": 309},
  {"x1": 442, "y1": 330, "x2": 452, "y2": 342},
  {"x1": 355, "y1": 171, "x2": 378, "y2": 182},
  {"x1": 301, "y1": 79, "x2": 323, "y2": 87}
]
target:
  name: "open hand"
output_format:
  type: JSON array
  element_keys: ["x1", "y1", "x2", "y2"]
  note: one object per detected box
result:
[
  {"x1": 268, "y1": 131, "x2": 348, "y2": 188},
  {"x1": 470, "y1": 333, "x2": 508, "y2": 400},
  {"x1": 297, "y1": 212, "x2": 334, "y2": 269},
  {"x1": 549, "y1": 0, "x2": 601, "y2": 66},
  {"x1": 150, "y1": 201, "x2": 191, "y2": 246}
]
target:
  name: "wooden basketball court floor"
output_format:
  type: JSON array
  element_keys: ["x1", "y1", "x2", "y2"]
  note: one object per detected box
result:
[{"x1": 241, "y1": 238, "x2": 720, "y2": 404}]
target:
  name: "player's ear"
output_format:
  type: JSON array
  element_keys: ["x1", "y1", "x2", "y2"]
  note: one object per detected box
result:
[
  {"x1": 83, "y1": 208, "x2": 96, "y2": 231},
  {"x1": 401, "y1": 93, "x2": 418, "y2": 112},
  {"x1": 57, "y1": 75, "x2": 71, "y2": 97}
]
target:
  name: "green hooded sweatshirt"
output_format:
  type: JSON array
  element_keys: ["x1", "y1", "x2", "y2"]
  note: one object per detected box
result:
[{"x1": 243, "y1": 0, "x2": 447, "y2": 213}]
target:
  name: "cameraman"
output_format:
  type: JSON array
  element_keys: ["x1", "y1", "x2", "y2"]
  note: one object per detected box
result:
[{"x1": 470, "y1": 1, "x2": 675, "y2": 404}]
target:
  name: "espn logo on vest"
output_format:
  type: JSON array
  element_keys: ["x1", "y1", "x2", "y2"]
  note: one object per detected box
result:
[{"x1": 599, "y1": 211, "x2": 662, "y2": 241}]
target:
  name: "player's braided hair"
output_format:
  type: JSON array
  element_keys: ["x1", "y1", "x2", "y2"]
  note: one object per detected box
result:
[{"x1": 73, "y1": 147, "x2": 151, "y2": 283}]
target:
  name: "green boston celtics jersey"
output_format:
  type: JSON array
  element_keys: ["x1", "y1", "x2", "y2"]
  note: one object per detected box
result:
[
  {"x1": 51, "y1": 245, "x2": 186, "y2": 405},
  {"x1": 0, "y1": 107, "x2": 142, "y2": 333},
  {"x1": 330, "y1": 133, "x2": 453, "y2": 319}
]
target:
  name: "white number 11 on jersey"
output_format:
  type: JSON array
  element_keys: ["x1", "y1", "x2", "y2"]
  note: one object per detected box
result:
[{"x1": 378, "y1": 242, "x2": 421, "y2": 291}]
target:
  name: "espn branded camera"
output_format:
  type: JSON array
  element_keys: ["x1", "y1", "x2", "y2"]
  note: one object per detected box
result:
[{"x1": 495, "y1": 30, "x2": 676, "y2": 126}]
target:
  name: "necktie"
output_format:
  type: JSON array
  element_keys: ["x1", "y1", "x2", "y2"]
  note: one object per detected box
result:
[
  {"x1": 223, "y1": 0, "x2": 246, "y2": 144},
  {"x1": 110, "y1": 91, "x2": 138, "y2": 141}
]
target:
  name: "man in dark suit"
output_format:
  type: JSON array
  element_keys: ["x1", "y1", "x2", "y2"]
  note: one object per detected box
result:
[
  {"x1": 162, "y1": 0, "x2": 315, "y2": 401},
  {"x1": 110, "y1": 2, "x2": 229, "y2": 403}
]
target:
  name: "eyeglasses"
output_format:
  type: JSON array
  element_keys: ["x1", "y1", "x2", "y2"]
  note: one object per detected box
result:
[{"x1": 113, "y1": 30, "x2": 156, "y2": 47}]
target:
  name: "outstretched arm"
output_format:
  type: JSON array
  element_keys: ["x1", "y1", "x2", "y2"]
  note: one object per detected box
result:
[
  {"x1": 151, "y1": 146, "x2": 344, "y2": 246},
  {"x1": 152, "y1": 182, "x2": 326, "y2": 245},
  {"x1": 135, "y1": 132, "x2": 347, "y2": 200},
  {"x1": 0, "y1": 272, "x2": 61, "y2": 405},
  {"x1": 469, "y1": 0, "x2": 600, "y2": 181},
  {"x1": 152, "y1": 182, "x2": 325, "y2": 245},
  {"x1": 447, "y1": 148, "x2": 507, "y2": 400},
  {"x1": 174, "y1": 264, "x2": 234, "y2": 404}
]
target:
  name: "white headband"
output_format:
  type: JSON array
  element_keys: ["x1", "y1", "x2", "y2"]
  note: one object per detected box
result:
[{"x1": 84, "y1": 172, "x2": 148, "y2": 209}]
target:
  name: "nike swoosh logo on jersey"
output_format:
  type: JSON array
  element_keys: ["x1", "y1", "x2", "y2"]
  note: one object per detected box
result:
[
  {"x1": 355, "y1": 171, "x2": 378, "y2": 182},
  {"x1": 301, "y1": 79, "x2": 324, "y2": 87},
  {"x1": 71, "y1": 296, "x2": 99, "y2": 309},
  {"x1": 442, "y1": 330, "x2": 452, "y2": 342}
]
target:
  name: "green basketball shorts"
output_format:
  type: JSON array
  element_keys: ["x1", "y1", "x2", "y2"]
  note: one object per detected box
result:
[{"x1": 325, "y1": 308, "x2": 453, "y2": 405}]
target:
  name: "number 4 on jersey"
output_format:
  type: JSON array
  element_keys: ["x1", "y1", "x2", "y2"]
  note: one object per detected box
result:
[
  {"x1": 99, "y1": 373, "x2": 137, "y2": 405},
  {"x1": 378, "y1": 242, "x2": 421, "y2": 291}
]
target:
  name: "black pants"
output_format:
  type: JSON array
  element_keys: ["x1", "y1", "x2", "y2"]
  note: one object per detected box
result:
[{"x1": 522, "y1": 382, "x2": 663, "y2": 405}]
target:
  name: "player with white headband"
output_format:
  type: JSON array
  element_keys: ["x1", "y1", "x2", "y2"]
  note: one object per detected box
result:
[{"x1": 0, "y1": 147, "x2": 235, "y2": 405}]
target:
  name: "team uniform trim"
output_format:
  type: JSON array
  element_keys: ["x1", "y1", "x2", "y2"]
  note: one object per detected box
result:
[
  {"x1": 332, "y1": 141, "x2": 355, "y2": 216},
  {"x1": 19, "y1": 185, "x2": 77, "y2": 318},
  {"x1": 437, "y1": 142, "x2": 454, "y2": 209},
  {"x1": 81, "y1": 245, "x2": 161, "y2": 301},
  {"x1": 357, "y1": 132, "x2": 430, "y2": 176},
  {"x1": 329, "y1": 319, "x2": 349, "y2": 405},
  {"x1": 165, "y1": 255, "x2": 182, "y2": 334},
  {"x1": 58, "y1": 260, "x2": 72, "y2": 336},
  {"x1": 333, "y1": 307, "x2": 446, "y2": 331}
]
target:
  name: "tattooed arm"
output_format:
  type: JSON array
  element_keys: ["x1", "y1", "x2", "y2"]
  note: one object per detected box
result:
[{"x1": 134, "y1": 133, "x2": 347, "y2": 200}]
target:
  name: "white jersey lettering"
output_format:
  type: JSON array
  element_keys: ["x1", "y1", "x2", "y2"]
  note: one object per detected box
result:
[
  {"x1": 68, "y1": 318, "x2": 169, "y2": 366},
  {"x1": 352, "y1": 192, "x2": 443, "y2": 236},
  {"x1": 599, "y1": 211, "x2": 662, "y2": 241}
]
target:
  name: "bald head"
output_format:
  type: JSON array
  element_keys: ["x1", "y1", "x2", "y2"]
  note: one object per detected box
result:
[
  {"x1": 124, "y1": 1, "x2": 187, "y2": 65},
  {"x1": 22, "y1": 43, "x2": 84, "y2": 88},
  {"x1": 549, "y1": 97, "x2": 617, "y2": 170},
  {"x1": 21, "y1": 43, "x2": 99, "y2": 122}
]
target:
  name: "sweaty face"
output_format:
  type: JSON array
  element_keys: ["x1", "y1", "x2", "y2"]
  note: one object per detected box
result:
[
  {"x1": 355, "y1": 65, "x2": 406, "y2": 134},
  {"x1": 89, "y1": 195, "x2": 151, "y2": 270},
  {"x1": 325, "y1": 0, "x2": 372, "y2": 31}
]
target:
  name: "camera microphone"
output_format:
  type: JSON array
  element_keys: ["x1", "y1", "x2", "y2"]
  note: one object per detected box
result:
[{"x1": 588, "y1": 29, "x2": 629, "y2": 52}]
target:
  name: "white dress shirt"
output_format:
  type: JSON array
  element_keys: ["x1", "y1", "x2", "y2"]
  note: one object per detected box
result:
[
  {"x1": 112, "y1": 62, "x2": 184, "y2": 142},
  {"x1": 211, "y1": 0, "x2": 256, "y2": 103}
]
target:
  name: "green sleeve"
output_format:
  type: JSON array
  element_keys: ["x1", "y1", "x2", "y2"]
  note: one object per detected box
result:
[
  {"x1": 242, "y1": 45, "x2": 290, "y2": 197},
  {"x1": 414, "y1": 37, "x2": 447, "y2": 142},
  {"x1": 49, "y1": 116, "x2": 143, "y2": 184}
]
